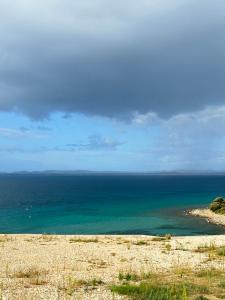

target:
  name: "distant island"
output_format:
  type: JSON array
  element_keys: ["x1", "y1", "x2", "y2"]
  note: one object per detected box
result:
[
  {"x1": 189, "y1": 197, "x2": 225, "y2": 226},
  {"x1": 2, "y1": 170, "x2": 225, "y2": 175}
]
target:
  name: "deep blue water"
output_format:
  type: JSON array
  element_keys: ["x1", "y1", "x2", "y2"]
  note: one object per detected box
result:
[{"x1": 0, "y1": 174, "x2": 225, "y2": 235}]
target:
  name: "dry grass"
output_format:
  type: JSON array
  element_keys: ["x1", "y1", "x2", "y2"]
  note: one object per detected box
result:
[
  {"x1": 59, "y1": 276, "x2": 104, "y2": 296},
  {"x1": 11, "y1": 267, "x2": 48, "y2": 287},
  {"x1": 0, "y1": 235, "x2": 11, "y2": 246},
  {"x1": 69, "y1": 237, "x2": 99, "y2": 243},
  {"x1": 12, "y1": 267, "x2": 46, "y2": 279},
  {"x1": 59, "y1": 276, "x2": 87, "y2": 296},
  {"x1": 40, "y1": 234, "x2": 56, "y2": 242},
  {"x1": 152, "y1": 234, "x2": 172, "y2": 242},
  {"x1": 195, "y1": 242, "x2": 217, "y2": 253},
  {"x1": 164, "y1": 243, "x2": 172, "y2": 251},
  {"x1": 133, "y1": 240, "x2": 149, "y2": 246},
  {"x1": 173, "y1": 265, "x2": 193, "y2": 278},
  {"x1": 194, "y1": 242, "x2": 225, "y2": 263}
]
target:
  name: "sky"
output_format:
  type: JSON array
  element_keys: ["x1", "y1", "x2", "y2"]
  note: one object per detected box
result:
[{"x1": 1, "y1": 0, "x2": 225, "y2": 172}]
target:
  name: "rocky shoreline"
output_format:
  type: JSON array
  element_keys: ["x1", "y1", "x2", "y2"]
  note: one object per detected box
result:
[{"x1": 189, "y1": 208, "x2": 225, "y2": 226}]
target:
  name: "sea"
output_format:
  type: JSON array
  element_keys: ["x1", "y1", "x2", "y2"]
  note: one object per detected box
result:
[{"x1": 0, "y1": 174, "x2": 225, "y2": 236}]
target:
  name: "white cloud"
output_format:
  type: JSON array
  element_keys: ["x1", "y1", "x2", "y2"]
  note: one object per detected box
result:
[
  {"x1": 0, "y1": 127, "x2": 45, "y2": 139},
  {"x1": 66, "y1": 134, "x2": 122, "y2": 151},
  {"x1": 132, "y1": 112, "x2": 159, "y2": 125}
]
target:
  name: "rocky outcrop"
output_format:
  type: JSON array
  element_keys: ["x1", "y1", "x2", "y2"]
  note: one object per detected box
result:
[
  {"x1": 188, "y1": 196, "x2": 225, "y2": 226},
  {"x1": 189, "y1": 208, "x2": 225, "y2": 226}
]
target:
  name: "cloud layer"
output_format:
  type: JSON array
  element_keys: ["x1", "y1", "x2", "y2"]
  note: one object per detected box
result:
[
  {"x1": 133, "y1": 105, "x2": 225, "y2": 170},
  {"x1": 66, "y1": 135, "x2": 122, "y2": 151},
  {"x1": 1, "y1": 0, "x2": 225, "y2": 119}
]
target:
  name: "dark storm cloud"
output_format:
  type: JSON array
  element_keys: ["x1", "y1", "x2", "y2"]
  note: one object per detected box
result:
[{"x1": 1, "y1": 0, "x2": 225, "y2": 119}]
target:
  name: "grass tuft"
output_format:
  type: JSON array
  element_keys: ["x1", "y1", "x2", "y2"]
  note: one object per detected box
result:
[
  {"x1": 152, "y1": 234, "x2": 172, "y2": 242},
  {"x1": 134, "y1": 240, "x2": 148, "y2": 246},
  {"x1": 60, "y1": 276, "x2": 103, "y2": 296},
  {"x1": 13, "y1": 267, "x2": 46, "y2": 279},
  {"x1": 118, "y1": 271, "x2": 155, "y2": 282},
  {"x1": 216, "y1": 246, "x2": 225, "y2": 256},
  {"x1": 12, "y1": 267, "x2": 48, "y2": 286},
  {"x1": 196, "y1": 268, "x2": 224, "y2": 278},
  {"x1": 69, "y1": 238, "x2": 98, "y2": 243},
  {"x1": 165, "y1": 243, "x2": 172, "y2": 251},
  {"x1": 118, "y1": 272, "x2": 139, "y2": 281},
  {"x1": 195, "y1": 242, "x2": 216, "y2": 253}
]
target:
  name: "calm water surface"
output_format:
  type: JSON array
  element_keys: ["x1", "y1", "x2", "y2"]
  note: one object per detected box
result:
[{"x1": 0, "y1": 174, "x2": 225, "y2": 235}]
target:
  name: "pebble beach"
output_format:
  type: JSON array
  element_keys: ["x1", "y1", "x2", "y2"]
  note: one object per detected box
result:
[{"x1": 1, "y1": 234, "x2": 225, "y2": 299}]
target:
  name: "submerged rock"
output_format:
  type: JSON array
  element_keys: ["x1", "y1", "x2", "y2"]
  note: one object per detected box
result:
[{"x1": 209, "y1": 197, "x2": 225, "y2": 214}]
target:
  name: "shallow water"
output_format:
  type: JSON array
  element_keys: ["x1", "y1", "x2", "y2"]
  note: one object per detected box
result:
[{"x1": 0, "y1": 174, "x2": 225, "y2": 235}]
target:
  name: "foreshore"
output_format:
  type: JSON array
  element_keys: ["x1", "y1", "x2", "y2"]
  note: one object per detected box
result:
[
  {"x1": 1, "y1": 234, "x2": 225, "y2": 299},
  {"x1": 189, "y1": 208, "x2": 225, "y2": 226}
]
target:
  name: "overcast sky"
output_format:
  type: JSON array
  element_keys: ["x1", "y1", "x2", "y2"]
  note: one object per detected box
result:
[{"x1": 1, "y1": 0, "x2": 225, "y2": 171}]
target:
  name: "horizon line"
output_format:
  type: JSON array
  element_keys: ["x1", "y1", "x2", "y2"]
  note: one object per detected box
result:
[{"x1": 2, "y1": 170, "x2": 225, "y2": 175}]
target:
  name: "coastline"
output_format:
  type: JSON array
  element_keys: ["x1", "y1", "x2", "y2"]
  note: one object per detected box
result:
[
  {"x1": 188, "y1": 208, "x2": 225, "y2": 226},
  {"x1": 1, "y1": 234, "x2": 225, "y2": 299}
]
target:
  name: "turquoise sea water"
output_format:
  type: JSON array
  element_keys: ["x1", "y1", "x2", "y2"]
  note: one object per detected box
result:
[{"x1": 0, "y1": 174, "x2": 225, "y2": 235}]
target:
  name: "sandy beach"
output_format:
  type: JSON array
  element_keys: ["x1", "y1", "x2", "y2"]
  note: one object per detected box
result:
[
  {"x1": 189, "y1": 208, "x2": 225, "y2": 226},
  {"x1": 1, "y1": 234, "x2": 225, "y2": 299}
]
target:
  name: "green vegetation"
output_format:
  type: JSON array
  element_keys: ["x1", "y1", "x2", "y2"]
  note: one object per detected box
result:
[
  {"x1": 111, "y1": 267, "x2": 225, "y2": 299},
  {"x1": 209, "y1": 197, "x2": 225, "y2": 214},
  {"x1": 118, "y1": 272, "x2": 154, "y2": 282},
  {"x1": 119, "y1": 272, "x2": 139, "y2": 281},
  {"x1": 118, "y1": 272, "x2": 155, "y2": 281},
  {"x1": 111, "y1": 281, "x2": 208, "y2": 300}
]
